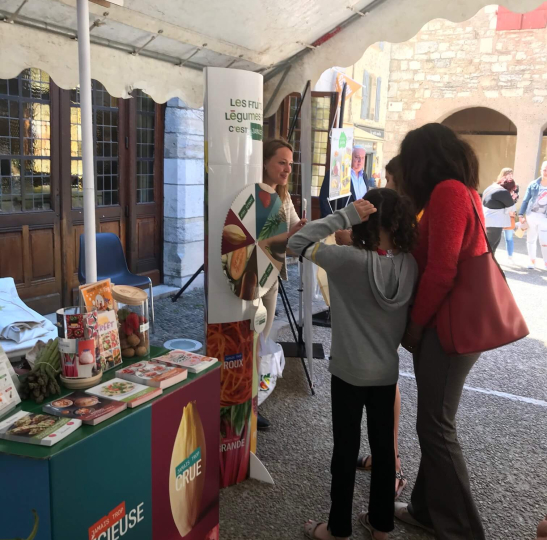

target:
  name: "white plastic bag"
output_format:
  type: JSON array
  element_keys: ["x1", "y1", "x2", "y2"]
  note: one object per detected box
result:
[{"x1": 258, "y1": 334, "x2": 285, "y2": 406}]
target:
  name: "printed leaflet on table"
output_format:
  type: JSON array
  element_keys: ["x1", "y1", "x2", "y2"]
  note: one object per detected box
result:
[
  {"x1": 86, "y1": 378, "x2": 162, "y2": 408},
  {"x1": 152, "y1": 350, "x2": 218, "y2": 374},
  {"x1": 0, "y1": 410, "x2": 81, "y2": 446},
  {"x1": 42, "y1": 390, "x2": 127, "y2": 426},
  {"x1": 116, "y1": 361, "x2": 188, "y2": 389}
]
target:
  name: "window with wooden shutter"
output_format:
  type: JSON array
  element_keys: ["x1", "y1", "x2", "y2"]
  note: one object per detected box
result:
[
  {"x1": 360, "y1": 71, "x2": 370, "y2": 120},
  {"x1": 375, "y1": 77, "x2": 382, "y2": 123}
]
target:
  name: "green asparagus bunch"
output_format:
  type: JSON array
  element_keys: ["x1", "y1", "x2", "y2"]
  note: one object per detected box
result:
[{"x1": 19, "y1": 338, "x2": 62, "y2": 404}]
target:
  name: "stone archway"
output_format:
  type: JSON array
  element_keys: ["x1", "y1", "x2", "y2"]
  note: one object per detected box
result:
[{"x1": 442, "y1": 107, "x2": 517, "y2": 192}]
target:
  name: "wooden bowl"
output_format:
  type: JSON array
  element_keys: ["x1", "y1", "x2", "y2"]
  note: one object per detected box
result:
[{"x1": 60, "y1": 371, "x2": 103, "y2": 390}]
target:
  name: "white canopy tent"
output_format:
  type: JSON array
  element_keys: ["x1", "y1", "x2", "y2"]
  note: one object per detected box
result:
[{"x1": 0, "y1": 0, "x2": 542, "y2": 116}]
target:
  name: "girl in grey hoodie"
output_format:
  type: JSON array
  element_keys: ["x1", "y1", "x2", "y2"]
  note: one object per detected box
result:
[{"x1": 290, "y1": 189, "x2": 419, "y2": 540}]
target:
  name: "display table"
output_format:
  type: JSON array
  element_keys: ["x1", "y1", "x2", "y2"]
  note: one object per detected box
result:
[{"x1": 0, "y1": 346, "x2": 220, "y2": 540}]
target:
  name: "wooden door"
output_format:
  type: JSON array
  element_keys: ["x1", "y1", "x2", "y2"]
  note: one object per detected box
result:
[
  {"x1": 0, "y1": 70, "x2": 63, "y2": 314},
  {"x1": 60, "y1": 83, "x2": 129, "y2": 304},
  {"x1": 126, "y1": 91, "x2": 163, "y2": 285}
]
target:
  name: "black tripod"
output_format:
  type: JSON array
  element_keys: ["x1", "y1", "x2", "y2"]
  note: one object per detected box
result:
[
  {"x1": 171, "y1": 264, "x2": 204, "y2": 302},
  {"x1": 277, "y1": 275, "x2": 324, "y2": 396}
]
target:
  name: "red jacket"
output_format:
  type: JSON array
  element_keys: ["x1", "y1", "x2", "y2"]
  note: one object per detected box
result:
[{"x1": 411, "y1": 180, "x2": 487, "y2": 327}]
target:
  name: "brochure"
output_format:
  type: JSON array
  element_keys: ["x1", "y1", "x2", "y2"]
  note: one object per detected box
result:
[
  {"x1": 42, "y1": 391, "x2": 127, "y2": 426},
  {"x1": 152, "y1": 349, "x2": 218, "y2": 373},
  {"x1": 97, "y1": 311, "x2": 122, "y2": 372},
  {"x1": 116, "y1": 361, "x2": 187, "y2": 389},
  {"x1": 79, "y1": 279, "x2": 116, "y2": 312},
  {"x1": 86, "y1": 378, "x2": 162, "y2": 408},
  {"x1": 0, "y1": 358, "x2": 21, "y2": 419},
  {"x1": 0, "y1": 410, "x2": 81, "y2": 446}
]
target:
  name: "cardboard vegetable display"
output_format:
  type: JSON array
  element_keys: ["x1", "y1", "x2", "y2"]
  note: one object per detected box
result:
[{"x1": 169, "y1": 401, "x2": 206, "y2": 536}]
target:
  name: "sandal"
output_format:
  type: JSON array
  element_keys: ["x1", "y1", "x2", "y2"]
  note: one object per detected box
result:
[
  {"x1": 395, "y1": 469, "x2": 407, "y2": 500},
  {"x1": 358, "y1": 512, "x2": 388, "y2": 540},
  {"x1": 356, "y1": 454, "x2": 372, "y2": 471},
  {"x1": 304, "y1": 521, "x2": 348, "y2": 540},
  {"x1": 304, "y1": 521, "x2": 329, "y2": 540}
]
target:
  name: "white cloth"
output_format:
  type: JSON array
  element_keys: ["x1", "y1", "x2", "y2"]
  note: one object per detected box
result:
[
  {"x1": 0, "y1": 277, "x2": 55, "y2": 343},
  {"x1": 483, "y1": 204, "x2": 515, "y2": 229},
  {"x1": 526, "y1": 210, "x2": 547, "y2": 263}
]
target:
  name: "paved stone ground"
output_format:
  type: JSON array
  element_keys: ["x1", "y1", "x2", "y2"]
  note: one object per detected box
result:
[{"x1": 152, "y1": 237, "x2": 546, "y2": 540}]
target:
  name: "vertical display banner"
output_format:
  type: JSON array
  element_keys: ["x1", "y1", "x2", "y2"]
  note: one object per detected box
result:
[
  {"x1": 328, "y1": 128, "x2": 354, "y2": 201},
  {"x1": 204, "y1": 67, "x2": 263, "y2": 487}
]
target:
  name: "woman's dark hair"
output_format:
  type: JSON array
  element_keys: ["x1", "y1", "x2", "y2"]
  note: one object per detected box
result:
[
  {"x1": 351, "y1": 188, "x2": 418, "y2": 253},
  {"x1": 385, "y1": 155, "x2": 402, "y2": 186},
  {"x1": 500, "y1": 178, "x2": 516, "y2": 192},
  {"x1": 399, "y1": 123, "x2": 479, "y2": 211}
]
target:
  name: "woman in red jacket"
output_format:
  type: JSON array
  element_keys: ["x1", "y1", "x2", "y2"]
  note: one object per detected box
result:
[{"x1": 395, "y1": 123, "x2": 487, "y2": 539}]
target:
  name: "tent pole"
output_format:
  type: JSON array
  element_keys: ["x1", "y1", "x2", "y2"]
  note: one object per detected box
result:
[{"x1": 77, "y1": 0, "x2": 97, "y2": 283}]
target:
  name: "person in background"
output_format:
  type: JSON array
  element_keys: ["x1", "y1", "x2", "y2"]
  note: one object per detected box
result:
[
  {"x1": 496, "y1": 168, "x2": 519, "y2": 262},
  {"x1": 482, "y1": 175, "x2": 516, "y2": 255},
  {"x1": 319, "y1": 146, "x2": 376, "y2": 218},
  {"x1": 291, "y1": 190, "x2": 418, "y2": 540},
  {"x1": 259, "y1": 138, "x2": 307, "y2": 430},
  {"x1": 519, "y1": 160, "x2": 547, "y2": 270},
  {"x1": 397, "y1": 123, "x2": 487, "y2": 540}
]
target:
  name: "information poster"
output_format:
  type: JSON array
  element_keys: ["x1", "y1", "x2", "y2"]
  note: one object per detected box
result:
[
  {"x1": 329, "y1": 128, "x2": 354, "y2": 201},
  {"x1": 204, "y1": 67, "x2": 263, "y2": 487}
]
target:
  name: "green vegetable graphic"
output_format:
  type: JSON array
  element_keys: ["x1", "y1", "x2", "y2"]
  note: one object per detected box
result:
[{"x1": 1, "y1": 509, "x2": 39, "y2": 540}]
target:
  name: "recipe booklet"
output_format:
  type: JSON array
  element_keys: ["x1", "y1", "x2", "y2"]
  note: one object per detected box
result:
[
  {"x1": 115, "y1": 361, "x2": 187, "y2": 389},
  {"x1": 0, "y1": 357, "x2": 21, "y2": 420},
  {"x1": 152, "y1": 350, "x2": 218, "y2": 373},
  {"x1": 86, "y1": 378, "x2": 162, "y2": 408},
  {"x1": 0, "y1": 410, "x2": 82, "y2": 446},
  {"x1": 42, "y1": 391, "x2": 127, "y2": 426}
]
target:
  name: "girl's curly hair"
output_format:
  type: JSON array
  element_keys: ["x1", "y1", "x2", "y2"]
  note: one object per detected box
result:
[{"x1": 351, "y1": 188, "x2": 419, "y2": 253}]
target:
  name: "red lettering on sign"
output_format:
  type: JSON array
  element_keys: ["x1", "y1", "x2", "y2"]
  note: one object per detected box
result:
[{"x1": 88, "y1": 502, "x2": 126, "y2": 540}]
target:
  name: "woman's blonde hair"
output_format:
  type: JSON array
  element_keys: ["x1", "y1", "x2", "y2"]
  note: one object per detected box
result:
[
  {"x1": 263, "y1": 138, "x2": 293, "y2": 201},
  {"x1": 496, "y1": 167, "x2": 513, "y2": 183}
]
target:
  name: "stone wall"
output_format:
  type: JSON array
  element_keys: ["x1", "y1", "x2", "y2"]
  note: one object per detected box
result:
[
  {"x1": 163, "y1": 98, "x2": 205, "y2": 289},
  {"x1": 384, "y1": 5, "x2": 547, "y2": 185}
]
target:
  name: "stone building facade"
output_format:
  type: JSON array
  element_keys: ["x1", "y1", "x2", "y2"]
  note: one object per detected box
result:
[
  {"x1": 163, "y1": 99, "x2": 205, "y2": 288},
  {"x1": 384, "y1": 4, "x2": 547, "y2": 190}
]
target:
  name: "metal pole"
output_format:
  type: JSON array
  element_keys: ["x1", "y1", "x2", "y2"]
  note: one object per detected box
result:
[
  {"x1": 339, "y1": 81, "x2": 347, "y2": 128},
  {"x1": 77, "y1": 0, "x2": 97, "y2": 283}
]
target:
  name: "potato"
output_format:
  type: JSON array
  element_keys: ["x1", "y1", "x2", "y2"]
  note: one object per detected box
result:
[
  {"x1": 120, "y1": 338, "x2": 129, "y2": 350},
  {"x1": 135, "y1": 346, "x2": 148, "y2": 357},
  {"x1": 127, "y1": 334, "x2": 140, "y2": 348},
  {"x1": 122, "y1": 348, "x2": 135, "y2": 358}
]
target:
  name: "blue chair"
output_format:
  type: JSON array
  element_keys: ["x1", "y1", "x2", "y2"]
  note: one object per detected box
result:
[{"x1": 78, "y1": 233, "x2": 154, "y2": 328}]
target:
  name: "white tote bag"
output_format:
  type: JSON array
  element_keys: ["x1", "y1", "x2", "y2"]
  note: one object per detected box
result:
[{"x1": 258, "y1": 334, "x2": 285, "y2": 406}]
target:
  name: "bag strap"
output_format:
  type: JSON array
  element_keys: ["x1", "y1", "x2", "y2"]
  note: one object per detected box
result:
[{"x1": 466, "y1": 188, "x2": 507, "y2": 281}]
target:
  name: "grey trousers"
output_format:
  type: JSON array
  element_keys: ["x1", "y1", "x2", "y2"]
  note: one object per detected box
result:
[{"x1": 408, "y1": 328, "x2": 486, "y2": 540}]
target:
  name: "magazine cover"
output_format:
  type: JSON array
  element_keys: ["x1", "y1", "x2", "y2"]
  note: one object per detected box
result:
[
  {"x1": 0, "y1": 410, "x2": 81, "y2": 446},
  {"x1": 152, "y1": 350, "x2": 218, "y2": 373},
  {"x1": 80, "y1": 279, "x2": 116, "y2": 312},
  {"x1": 116, "y1": 362, "x2": 188, "y2": 389},
  {"x1": 87, "y1": 378, "x2": 162, "y2": 408},
  {"x1": 97, "y1": 311, "x2": 122, "y2": 372},
  {"x1": 43, "y1": 391, "x2": 127, "y2": 425}
]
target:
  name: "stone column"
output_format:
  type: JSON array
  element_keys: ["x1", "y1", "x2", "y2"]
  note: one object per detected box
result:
[
  {"x1": 163, "y1": 98, "x2": 205, "y2": 288},
  {"x1": 513, "y1": 119, "x2": 543, "y2": 191}
]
